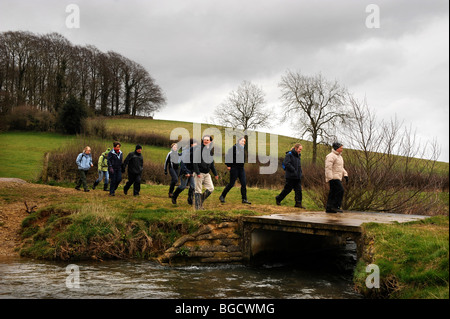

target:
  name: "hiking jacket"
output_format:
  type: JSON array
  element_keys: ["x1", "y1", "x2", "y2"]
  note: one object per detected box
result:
[
  {"x1": 179, "y1": 147, "x2": 194, "y2": 176},
  {"x1": 325, "y1": 149, "x2": 348, "y2": 182},
  {"x1": 123, "y1": 151, "x2": 144, "y2": 175},
  {"x1": 193, "y1": 144, "x2": 218, "y2": 176},
  {"x1": 225, "y1": 144, "x2": 246, "y2": 169},
  {"x1": 76, "y1": 152, "x2": 93, "y2": 170},
  {"x1": 107, "y1": 150, "x2": 123, "y2": 171},
  {"x1": 97, "y1": 149, "x2": 110, "y2": 172},
  {"x1": 164, "y1": 150, "x2": 180, "y2": 172},
  {"x1": 283, "y1": 150, "x2": 302, "y2": 180}
]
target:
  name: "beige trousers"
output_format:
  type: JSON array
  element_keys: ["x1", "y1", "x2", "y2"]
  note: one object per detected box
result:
[{"x1": 194, "y1": 173, "x2": 214, "y2": 194}]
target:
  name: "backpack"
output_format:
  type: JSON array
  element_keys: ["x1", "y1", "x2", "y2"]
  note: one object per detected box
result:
[{"x1": 281, "y1": 151, "x2": 292, "y2": 171}]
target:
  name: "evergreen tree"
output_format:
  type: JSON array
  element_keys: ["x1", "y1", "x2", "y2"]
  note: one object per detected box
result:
[{"x1": 58, "y1": 95, "x2": 87, "y2": 134}]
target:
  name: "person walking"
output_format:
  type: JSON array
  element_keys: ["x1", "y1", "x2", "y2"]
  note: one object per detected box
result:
[
  {"x1": 171, "y1": 138, "x2": 197, "y2": 205},
  {"x1": 123, "y1": 144, "x2": 144, "y2": 196},
  {"x1": 219, "y1": 137, "x2": 251, "y2": 205},
  {"x1": 275, "y1": 144, "x2": 304, "y2": 208},
  {"x1": 193, "y1": 135, "x2": 219, "y2": 210},
  {"x1": 75, "y1": 146, "x2": 93, "y2": 192},
  {"x1": 107, "y1": 141, "x2": 123, "y2": 197},
  {"x1": 164, "y1": 143, "x2": 180, "y2": 198},
  {"x1": 325, "y1": 142, "x2": 348, "y2": 213},
  {"x1": 93, "y1": 147, "x2": 111, "y2": 191}
]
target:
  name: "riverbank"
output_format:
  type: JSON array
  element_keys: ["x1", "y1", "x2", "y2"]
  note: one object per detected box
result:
[{"x1": 1, "y1": 179, "x2": 448, "y2": 299}]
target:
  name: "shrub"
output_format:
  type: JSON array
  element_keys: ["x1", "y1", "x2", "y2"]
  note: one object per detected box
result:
[{"x1": 3, "y1": 105, "x2": 56, "y2": 131}]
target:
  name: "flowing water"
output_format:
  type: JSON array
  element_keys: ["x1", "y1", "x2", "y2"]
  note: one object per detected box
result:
[{"x1": 0, "y1": 243, "x2": 362, "y2": 299}]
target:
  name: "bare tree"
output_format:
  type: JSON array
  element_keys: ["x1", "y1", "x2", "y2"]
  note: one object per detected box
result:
[
  {"x1": 278, "y1": 70, "x2": 349, "y2": 164},
  {"x1": 340, "y1": 94, "x2": 443, "y2": 213},
  {"x1": 213, "y1": 80, "x2": 272, "y2": 132}
]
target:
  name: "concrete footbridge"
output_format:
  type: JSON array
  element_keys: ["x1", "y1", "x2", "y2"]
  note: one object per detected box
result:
[{"x1": 241, "y1": 211, "x2": 429, "y2": 262}]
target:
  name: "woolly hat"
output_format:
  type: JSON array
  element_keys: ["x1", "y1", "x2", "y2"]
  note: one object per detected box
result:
[
  {"x1": 135, "y1": 144, "x2": 142, "y2": 151},
  {"x1": 332, "y1": 142, "x2": 343, "y2": 151}
]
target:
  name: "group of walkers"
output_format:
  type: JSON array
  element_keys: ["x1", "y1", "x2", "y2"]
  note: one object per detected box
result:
[
  {"x1": 75, "y1": 138, "x2": 348, "y2": 213},
  {"x1": 75, "y1": 142, "x2": 144, "y2": 197}
]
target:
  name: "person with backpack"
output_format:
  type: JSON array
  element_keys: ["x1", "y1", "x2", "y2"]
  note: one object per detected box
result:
[
  {"x1": 164, "y1": 143, "x2": 180, "y2": 198},
  {"x1": 122, "y1": 144, "x2": 144, "y2": 196},
  {"x1": 276, "y1": 143, "x2": 304, "y2": 208},
  {"x1": 171, "y1": 138, "x2": 197, "y2": 205},
  {"x1": 75, "y1": 146, "x2": 94, "y2": 192},
  {"x1": 107, "y1": 141, "x2": 123, "y2": 196},
  {"x1": 219, "y1": 137, "x2": 251, "y2": 205},
  {"x1": 93, "y1": 147, "x2": 111, "y2": 191}
]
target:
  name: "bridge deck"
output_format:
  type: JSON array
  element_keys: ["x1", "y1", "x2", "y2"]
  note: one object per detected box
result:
[{"x1": 242, "y1": 211, "x2": 428, "y2": 234}]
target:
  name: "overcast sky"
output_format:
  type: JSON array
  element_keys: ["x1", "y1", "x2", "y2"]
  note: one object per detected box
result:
[{"x1": 1, "y1": 0, "x2": 448, "y2": 162}]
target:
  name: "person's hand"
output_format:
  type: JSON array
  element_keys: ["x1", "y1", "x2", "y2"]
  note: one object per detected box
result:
[
  {"x1": 215, "y1": 175, "x2": 219, "y2": 180},
  {"x1": 109, "y1": 167, "x2": 114, "y2": 174},
  {"x1": 344, "y1": 176, "x2": 349, "y2": 184},
  {"x1": 185, "y1": 174, "x2": 191, "y2": 177},
  {"x1": 164, "y1": 171, "x2": 168, "y2": 175},
  {"x1": 227, "y1": 167, "x2": 231, "y2": 171}
]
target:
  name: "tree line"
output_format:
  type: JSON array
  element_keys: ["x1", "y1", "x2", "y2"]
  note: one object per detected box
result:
[{"x1": 0, "y1": 31, "x2": 166, "y2": 117}]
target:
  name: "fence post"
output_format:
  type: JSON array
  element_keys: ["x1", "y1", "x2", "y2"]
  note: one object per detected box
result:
[{"x1": 42, "y1": 152, "x2": 50, "y2": 183}]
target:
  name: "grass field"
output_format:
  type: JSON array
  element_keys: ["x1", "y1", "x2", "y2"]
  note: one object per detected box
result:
[{"x1": 0, "y1": 131, "x2": 169, "y2": 181}]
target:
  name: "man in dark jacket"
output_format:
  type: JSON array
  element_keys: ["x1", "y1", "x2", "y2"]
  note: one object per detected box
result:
[
  {"x1": 219, "y1": 137, "x2": 251, "y2": 204},
  {"x1": 122, "y1": 144, "x2": 144, "y2": 196},
  {"x1": 171, "y1": 138, "x2": 197, "y2": 205},
  {"x1": 276, "y1": 144, "x2": 305, "y2": 208},
  {"x1": 193, "y1": 135, "x2": 219, "y2": 210},
  {"x1": 107, "y1": 142, "x2": 124, "y2": 196}
]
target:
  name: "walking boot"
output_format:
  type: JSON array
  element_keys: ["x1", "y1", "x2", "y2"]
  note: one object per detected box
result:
[
  {"x1": 219, "y1": 195, "x2": 225, "y2": 203},
  {"x1": 201, "y1": 190, "x2": 212, "y2": 203},
  {"x1": 275, "y1": 196, "x2": 281, "y2": 206},
  {"x1": 187, "y1": 188, "x2": 194, "y2": 205},
  {"x1": 92, "y1": 181, "x2": 99, "y2": 190},
  {"x1": 194, "y1": 193, "x2": 204, "y2": 210},
  {"x1": 171, "y1": 188, "x2": 182, "y2": 205},
  {"x1": 103, "y1": 184, "x2": 109, "y2": 192},
  {"x1": 242, "y1": 199, "x2": 251, "y2": 205},
  {"x1": 295, "y1": 202, "x2": 305, "y2": 209}
]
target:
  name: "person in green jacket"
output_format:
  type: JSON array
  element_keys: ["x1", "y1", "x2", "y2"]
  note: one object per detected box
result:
[{"x1": 93, "y1": 148, "x2": 111, "y2": 191}]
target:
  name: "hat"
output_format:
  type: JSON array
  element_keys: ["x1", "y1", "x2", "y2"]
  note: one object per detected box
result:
[
  {"x1": 332, "y1": 142, "x2": 343, "y2": 151},
  {"x1": 135, "y1": 144, "x2": 142, "y2": 151}
]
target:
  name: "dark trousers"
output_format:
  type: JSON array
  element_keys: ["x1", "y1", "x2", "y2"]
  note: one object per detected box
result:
[
  {"x1": 169, "y1": 167, "x2": 178, "y2": 194},
  {"x1": 326, "y1": 179, "x2": 344, "y2": 210},
  {"x1": 276, "y1": 178, "x2": 302, "y2": 204},
  {"x1": 76, "y1": 169, "x2": 89, "y2": 190},
  {"x1": 124, "y1": 172, "x2": 142, "y2": 195},
  {"x1": 109, "y1": 170, "x2": 122, "y2": 195},
  {"x1": 221, "y1": 167, "x2": 247, "y2": 200}
]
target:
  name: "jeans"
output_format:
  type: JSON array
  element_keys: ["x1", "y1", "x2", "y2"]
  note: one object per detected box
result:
[
  {"x1": 168, "y1": 167, "x2": 179, "y2": 194},
  {"x1": 221, "y1": 167, "x2": 247, "y2": 200},
  {"x1": 178, "y1": 174, "x2": 195, "y2": 191},
  {"x1": 326, "y1": 179, "x2": 344, "y2": 210},
  {"x1": 95, "y1": 170, "x2": 109, "y2": 185},
  {"x1": 276, "y1": 178, "x2": 302, "y2": 204}
]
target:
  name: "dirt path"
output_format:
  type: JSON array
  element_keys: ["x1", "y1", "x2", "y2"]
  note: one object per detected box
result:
[{"x1": 0, "y1": 178, "x2": 77, "y2": 257}]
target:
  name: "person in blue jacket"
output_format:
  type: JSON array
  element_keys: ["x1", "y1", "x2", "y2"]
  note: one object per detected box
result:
[
  {"x1": 276, "y1": 143, "x2": 305, "y2": 208},
  {"x1": 75, "y1": 146, "x2": 93, "y2": 192}
]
